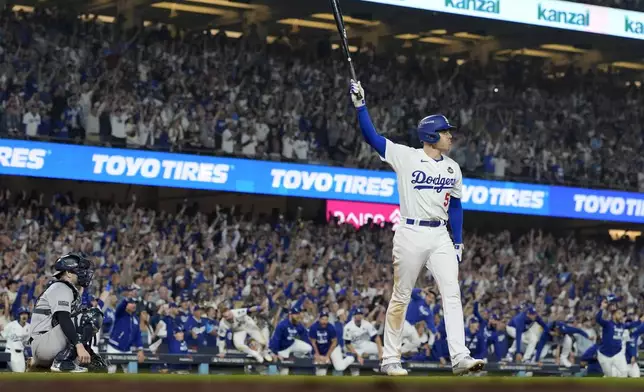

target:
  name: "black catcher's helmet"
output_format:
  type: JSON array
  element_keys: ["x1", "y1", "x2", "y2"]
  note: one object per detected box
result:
[{"x1": 54, "y1": 252, "x2": 95, "y2": 288}]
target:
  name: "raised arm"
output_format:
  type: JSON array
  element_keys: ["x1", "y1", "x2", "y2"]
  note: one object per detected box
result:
[{"x1": 350, "y1": 80, "x2": 386, "y2": 158}]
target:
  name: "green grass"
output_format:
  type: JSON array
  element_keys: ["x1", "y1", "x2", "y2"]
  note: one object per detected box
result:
[{"x1": 0, "y1": 373, "x2": 642, "y2": 385}]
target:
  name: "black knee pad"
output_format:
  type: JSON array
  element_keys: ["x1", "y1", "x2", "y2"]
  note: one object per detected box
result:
[
  {"x1": 54, "y1": 344, "x2": 78, "y2": 370},
  {"x1": 55, "y1": 345, "x2": 77, "y2": 362}
]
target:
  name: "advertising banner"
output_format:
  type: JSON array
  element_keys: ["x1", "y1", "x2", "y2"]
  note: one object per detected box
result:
[
  {"x1": 0, "y1": 139, "x2": 641, "y2": 223},
  {"x1": 360, "y1": 0, "x2": 644, "y2": 41}
]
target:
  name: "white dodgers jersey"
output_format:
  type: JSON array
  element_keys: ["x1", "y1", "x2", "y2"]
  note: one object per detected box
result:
[
  {"x1": 381, "y1": 139, "x2": 462, "y2": 219},
  {"x1": 218, "y1": 308, "x2": 257, "y2": 334},
  {"x1": 344, "y1": 319, "x2": 378, "y2": 344}
]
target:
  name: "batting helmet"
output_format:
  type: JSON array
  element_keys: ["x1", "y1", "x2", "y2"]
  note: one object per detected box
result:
[
  {"x1": 54, "y1": 252, "x2": 95, "y2": 288},
  {"x1": 17, "y1": 306, "x2": 30, "y2": 316},
  {"x1": 417, "y1": 114, "x2": 456, "y2": 144}
]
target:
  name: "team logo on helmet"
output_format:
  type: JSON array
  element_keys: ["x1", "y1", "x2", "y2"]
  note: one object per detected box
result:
[{"x1": 447, "y1": 167, "x2": 454, "y2": 174}]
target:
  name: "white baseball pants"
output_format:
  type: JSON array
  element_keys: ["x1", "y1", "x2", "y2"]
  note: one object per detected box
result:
[
  {"x1": 401, "y1": 321, "x2": 422, "y2": 354},
  {"x1": 106, "y1": 345, "x2": 130, "y2": 374},
  {"x1": 350, "y1": 340, "x2": 380, "y2": 376},
  {"x1": 233, "y1": 326, "x2": 268, "y2": 360},
  {"x1": 507, "y1": 323, "x2": 542, "y2": 361},
  {"x1": 381, "y1": 224, "x2": 469, "y2": 367},
  {"x1": 560, "y1": 335, "x2": 573, "y2": 367},
  {"x1": 315, "y1": 346, "x2": 356, "y2": 375},
  {"x1": 6, "y1": 348, "x2": 26, "y2": 372},
  {"x1": 277, "y1": 339, "x2": 312, "y2": 359},
  {"x1": 597, "y1": 348, "x2": 628, "y2": 377},
  {"x1": 628, "y1": 362, "x2": 641, "y2": 378},
  {"x1": 353, "y1": 340, "x2": 379, "y2": 356},
  {"x1": 277, "y1": 339, "x2": 313, "y2": 376}
]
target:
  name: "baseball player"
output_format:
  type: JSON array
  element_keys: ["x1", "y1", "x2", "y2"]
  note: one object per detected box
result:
[
  {"x1": 403, "y1": 288, "x2": 437, "y2": 353},
  {"x1": 506, "y1": 306, "x2": 547, "y2": 362},
  {"x1": 350, "y1": 80, "x2": 483, "y2": 376},
  {"x1": 579, "y1": 344, "x2": 604, "y2": 377},
  {"x1": 343, "y1": 308, "x2": 382, "y2": 376},
  {"x1": 28, "y1": 252, "x2": 94, "y2": 372},
  {"x1": 309, "y1": 311, "x2": 355, "y2": 375},
  {"x1": 166, "y1": 326, "x2": 190, "y2": 373},
  {"x1": 473, "y1": 302, "x2": 507, "y2": 361},
  {"x1": 464, "y1": 318, "x2": 487, "y2": 362},
  {"x1": 596, "y1": 299, "x2": 629, "y2": 377},
  {"x1": 625, "y1": 319, "x2": 643, "y2": 377},
  {"x1": 533, "y1": 321, "x2": 589, "y2": 366},
  {"x1": 217, "y1": 305, "x2": 272, "y2": 363},
  {"x1": 75, "y1": 307, "x2": 110, "y2": 372},
  {"x1": 1, "y1": 307, "x2": 30, "y2": 372},
  {"x1": 269, "y1": 307, "x2": 312, "y2": 375},
  {"x1": 106, "y1": 297, "x2": 145, "y2": 373}
]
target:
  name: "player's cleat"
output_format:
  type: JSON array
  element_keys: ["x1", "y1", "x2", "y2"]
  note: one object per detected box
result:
[
  {"x1": 452, "y1": 356, "x2": 485, "y2": 376},
  {"x1": 250, "y1": 351, "x2": 264, "y2": 363},
  {"x1": 380, "y1": 363, "x2": 408, "y2": 376},
  {"x1": 263, "y1": 352, "x2": 273, "y2": 362},
  {"x1": 50, "y1": 360, "x2": 88, "y2": 373}
]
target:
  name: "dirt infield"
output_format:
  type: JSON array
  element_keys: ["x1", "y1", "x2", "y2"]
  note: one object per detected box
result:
[{"x1": 0, "y1": 374, "x2": 643, "y2": 392}]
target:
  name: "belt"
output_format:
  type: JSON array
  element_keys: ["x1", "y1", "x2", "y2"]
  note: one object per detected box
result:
[
  {"x1": 28, "y1": 330, "x2": 47, "y2": 344},
  {"x1": 33, "y1": 308, "x2": 51, "y2": 316},
  {"x1": 405, "y1": 218, "x2": 445, "y2": 227}
]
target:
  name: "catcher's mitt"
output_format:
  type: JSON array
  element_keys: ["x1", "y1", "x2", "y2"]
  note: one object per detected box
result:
[{"x1": 85, "y1": 345, "x2": 110, "y2": 373}]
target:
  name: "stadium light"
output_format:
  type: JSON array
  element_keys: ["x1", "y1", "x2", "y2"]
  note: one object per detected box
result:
[
  {"x1": 186, "y1": 0, "x2": 262, "y2": 9},
  {"x1": 540, "y1": 44, "x2": 587, "y2": 53},
  {"x1": 11, "y1": 5, "x2": 34, "y2": 12},
  {"x1": 453, "y1": 32, "x2": 487, "y2": 40},
  {"x1": 418, "y1": 36, "x2": 458, "y2": 45},
  {"x1": 311, "y1": 13, "x2": 380, "y2": 27},
  {"x1": 277, "y1": 18, "x2": 340, "y2": 31},
  {"x1": 151, "y1": 2, "x2": 232, "y2": 16},
  {"x1": 394, "y1": 34, "x2": 419, "y2": 40},
  {"x1": 611, "y1": 61, "x2": 644, "y2": 70}
]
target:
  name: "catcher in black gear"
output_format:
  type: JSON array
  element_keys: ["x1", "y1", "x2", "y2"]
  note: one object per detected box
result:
[{"x1": 76, "y1": 307, "x2": 110, "y2": 372}]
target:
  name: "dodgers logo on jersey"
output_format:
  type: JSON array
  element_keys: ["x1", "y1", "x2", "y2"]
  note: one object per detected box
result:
[{"x1": 411, "y1": 171, "x2": 456, "y2": 193}]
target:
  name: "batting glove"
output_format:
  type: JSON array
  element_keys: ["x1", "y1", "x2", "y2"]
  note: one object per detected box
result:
[
  {"x1": 349, "y1": 79, "x2": 365, "y2": 108},
  {"x1": 454, "y1": 244, "x2": 463, "y2": 264}
]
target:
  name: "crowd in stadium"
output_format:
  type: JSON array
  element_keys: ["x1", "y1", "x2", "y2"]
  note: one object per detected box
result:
[
  {"x1": 0, "y1": 2, "x2": 643, "y2": 376},
  {"x1": 0, "y1": 189, "x2": 642, "y2": 374},
  {"x1": 0, "y1": 6, "x2": 642, "y2": 192}
]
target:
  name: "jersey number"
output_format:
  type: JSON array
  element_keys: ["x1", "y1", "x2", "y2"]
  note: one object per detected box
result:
[{"x1": 443, "y1": 192, "x2": 451, "y2": 207}]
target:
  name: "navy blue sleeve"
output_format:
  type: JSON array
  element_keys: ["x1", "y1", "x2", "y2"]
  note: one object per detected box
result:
[
  {"x1": 534, "y1": 328, "x2": 550, "y2": 360},
  {"x1": 580, "y1": 345, "x2": 597, "y2": 361},
  {"x1": 448, "y1": 198, "x2": 463, "y2": 243},
  {"x1": 297, "y1": 324, "x2": 311, "y2": 343},
  {"x1": 561, "y1": 325, "x2": 589, "y2": 339},
  {"x1": 515, "y1": 314, "x2": 526, "y2": 355},
  {"x1": 308, "y1": 323, "x2": 317, "y2": 340},
  {"x1": 473, "y1": 302, "x2": 486, "y2": 325},
  {"x1": 425, "y1": 309, "x2": 437, "y2": 334},
  {"x1": 269, "y1": 323, "x2": 283, "y2": 353},
  {"x1": 632, "y1": 323, "x2": 644, "y2": 338},
  {"x1": 595, "y1": 310, "x2": 609, "y2": 327},
  {"x1": 356, "y1": 106, "x2": 386, "y2": 158}
]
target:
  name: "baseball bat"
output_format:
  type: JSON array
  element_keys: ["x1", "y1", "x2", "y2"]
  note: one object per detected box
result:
[{"x1": 329, "y1": 0, "x2": 359, "y2": 86}]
